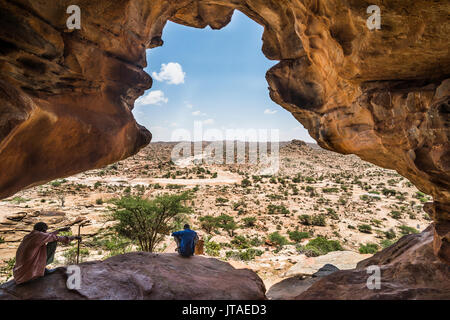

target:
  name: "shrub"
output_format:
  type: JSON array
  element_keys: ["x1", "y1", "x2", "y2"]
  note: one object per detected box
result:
[
  {"x1": 205, "y1": 238, "x2": 221, "y2": 256},
  {"x1": 381, "y1": 239, "x2": 395, "y2": 249},
  {"x1": 398, "y1": 225, "x2": 419, "y2": 235},
  {"x1": 226, "y1": 248, "x2": 263, "y2": 261},
  {"x1": 238, "y1": 248, "x2": 263, "y2": 261},
  {"x1": 231, "y1": 235, "x2": 251, "y2": 249},
  {"x1": 381, "y1": 188, "x2": 396, "y2": 197},
  {"x1": 312, "y1": 215, "x2": 326, "y2": 226},
  {"x1": 111, "y1": 192, "x2": 192, "y2": 252},
  {"x1": 10, "y1": 196, "x2": 29, "y2": 204},
  {"x1": 384, "y1": 228, "x2": 396, "y2": 239},
  {"x1": 232, "y1": 201, "x2": 246, "y2": 210},
  {"x1": 288, "y1": 231, "x2": 310, "y2": 243},
  {"x1": 358, "y1": 224, "x2": 372, "y2": 234},
  {"x1": 0, "y1": 257, "x2": 16, "y2": 280},
  {"x1": 242, "y1": 217, "x2": 256, "y2": 228},
  {"x1": 215, "y1": 197, "x2": 229, "y2": 205},
  {"x1": 50, "y1": 180, "x2": 66, "y2": 187},
  {"x1": 63, "y1": 246, "x2": 90, "y2": 264},
  {"x1": 267, "y1": 204, "x2": 290, "y2": 215},
  {"x1": 167, "y1": 184, "x2": 184, "y2": 189},
  {"x1": 390, "y1": 211, "x2": 402, "y2": 219},
  {"x1": 268, "y1": 232, "x2": 289, "y2": 247},
  {"x1": 359, "y1": 243, "x2": 379, "y2": 254},
  {"x1": 96, "y1": 198, "x2": 103, "y2": 205},
  {"x1": 299, "y1": 214, "x2": 326, "y2": 226},
  {"x1": 326, "y1": 208, "x2": 339, "y2": 220},
  {"x1": 84, "y1": 235, "x2": 133, "y2": 257},
  {"x1": 297, "y1": 237, "x2": 343, "y2": 257},
  {"x1": 299, "y1": 214, "x2": 313, "y2": 225},
  {"x1": 241, "y1": 178, "x2": 252, "y2": 187}
]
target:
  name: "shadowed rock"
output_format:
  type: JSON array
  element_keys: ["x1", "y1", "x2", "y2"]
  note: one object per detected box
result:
[
  {"x1": 296, "y1": 225, "x2": 450, "y2": 300},
  {"x1": 0, "y1": 252, "x2": 266, "y2": 300},
  {"x1": 267, "y1": 264, "x2": 339, "y2": 300}
]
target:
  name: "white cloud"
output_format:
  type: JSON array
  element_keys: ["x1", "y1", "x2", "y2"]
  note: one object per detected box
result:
[
  {"x1": 185, "y1": 102, "x2": 193, "y2": 109},
  {"x1": 135, "y1": 90, "x2": 168, "y2": 106},
  {"x1": 152, "y1": 62, "x2": 185, "y2": 85},
  {"x1": 264, "y1": 108, "x2": 277, "y2": 114},
  {"x1": 203, "y1": 118, "x2": 215, "y2": 125},
  {"x1": 192, "y1": 110, "x2": 206, "y2": 116}
]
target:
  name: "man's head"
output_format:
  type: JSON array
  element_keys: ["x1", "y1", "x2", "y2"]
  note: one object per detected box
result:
[
  {"x1": 33, "y1": 222, "x2": 48, "y2": 232},
  {"x1": 183, "y1": 224, "x2": 190, "y2": 230}
]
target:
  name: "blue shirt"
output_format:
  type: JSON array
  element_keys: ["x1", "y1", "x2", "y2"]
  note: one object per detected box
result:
[{"x1": 172, "y1": 229, "x2": 197, "y2": 257}]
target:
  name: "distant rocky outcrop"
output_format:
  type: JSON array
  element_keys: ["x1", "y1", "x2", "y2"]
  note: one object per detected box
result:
[
  {"x1": 296, "y1": 225, "x2": 450, "y2": 299},
  {"x1": 0, "y1": 252, "x2": 266, "y2": 300},
  {"x1": 290, "y1": 139, "x2": 307, "y2": 147}
]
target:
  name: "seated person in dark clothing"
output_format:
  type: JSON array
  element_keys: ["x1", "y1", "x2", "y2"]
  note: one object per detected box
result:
[{"x1": 171, "y1": 224, "x2": 198, "y2": 257}]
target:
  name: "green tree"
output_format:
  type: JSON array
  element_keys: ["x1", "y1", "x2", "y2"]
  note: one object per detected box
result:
[
  {"x1": 216, "y1": 214, "x2": 238, "y2": 236},
  {"x1": 111, "y1": 192, "x2": 192, "y2": 252},
  {"x1": 199, "y1": 215, "x2": 219, "y2": 234}
]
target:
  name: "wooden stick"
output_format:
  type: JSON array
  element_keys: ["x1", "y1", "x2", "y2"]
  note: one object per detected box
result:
[{"x1": 76, "y1": 224, "x2": 81, "y2": 264}]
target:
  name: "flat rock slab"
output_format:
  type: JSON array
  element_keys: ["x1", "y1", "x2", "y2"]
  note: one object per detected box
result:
[
  {"x1": 0, "y1": 252, "x2": 266, "y2": 300},
  {"x1": 284, "y1": 251, "x2": 371, "y2": 277}
]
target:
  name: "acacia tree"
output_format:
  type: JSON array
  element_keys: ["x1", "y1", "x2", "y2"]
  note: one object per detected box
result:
[{"x1": 111, "y1": 192, "x2": 192, "y2": 252}]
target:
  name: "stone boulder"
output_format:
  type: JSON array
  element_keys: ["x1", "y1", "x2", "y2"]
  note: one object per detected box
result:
[
  {"x1": 296, "y1": 225, "x2": 450, "y2": 299},
  {"x1": 267, "y1": 264, "x2": 340, "y2": 300},
  {"x1": 0, "y1": 252, "x2": 266, "y2": 300},
  {"x1": 284, "y1": 250, "x2": 371, "y2": 277}
]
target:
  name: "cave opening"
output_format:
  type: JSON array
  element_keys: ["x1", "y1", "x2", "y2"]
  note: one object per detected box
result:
[
  {"x1": 0, "y1": 0, "x2": 448, "y2": 300},
  {"x1": 0, "y1": 10, "x2": 434, "y2": 292}
]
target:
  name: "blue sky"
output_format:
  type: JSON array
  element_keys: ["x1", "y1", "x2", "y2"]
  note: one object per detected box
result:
[{"x1": 133, "y1": 10, "x2": 314, "y2": 143}]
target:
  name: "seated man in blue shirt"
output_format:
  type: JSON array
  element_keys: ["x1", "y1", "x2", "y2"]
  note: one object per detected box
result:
[{"x1": 172, "y1": 224, "x2": 198, "y2": 257}]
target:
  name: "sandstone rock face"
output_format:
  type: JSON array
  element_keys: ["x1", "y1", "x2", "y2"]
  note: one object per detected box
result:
[
  {"x1": 0, "y1": 1, "x2": 449, "y2": 259},
  {"x1": 296, "y1": 225, "x2": 450, "y2": 299},
  {"x1": 0, "y1": 252, "x2": 266, "y2": 300}
]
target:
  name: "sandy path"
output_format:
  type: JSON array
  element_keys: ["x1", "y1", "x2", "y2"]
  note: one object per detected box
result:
[{"x1": 65, "y1": 170, "x2": 241, "y2": 186}]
